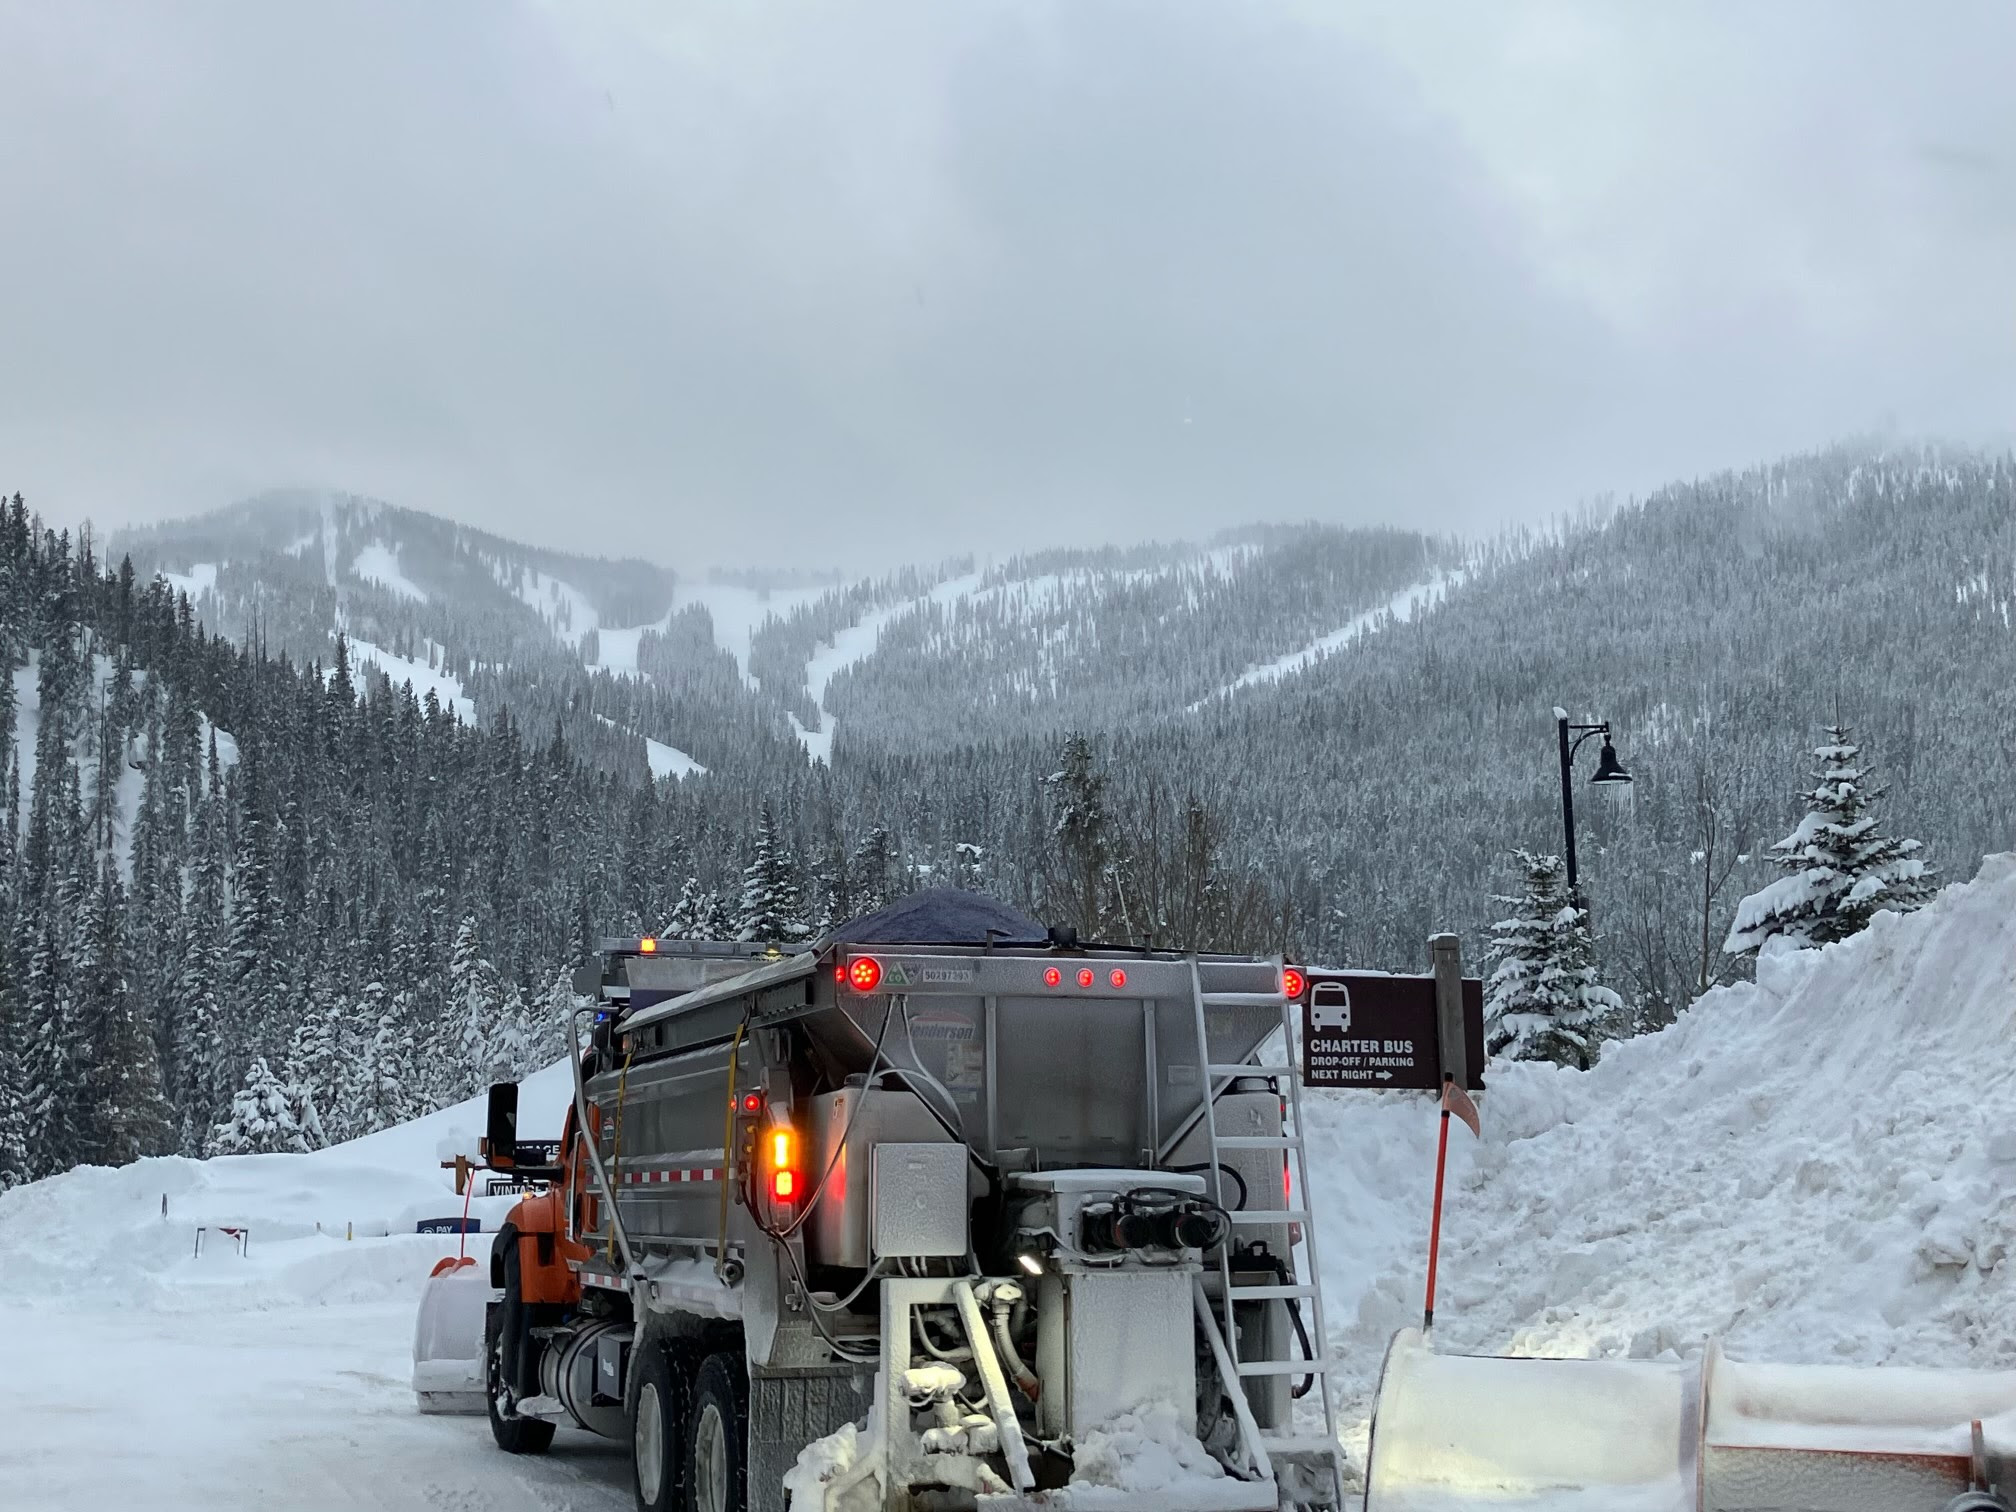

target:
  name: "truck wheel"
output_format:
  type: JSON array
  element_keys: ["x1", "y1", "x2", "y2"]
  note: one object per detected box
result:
[
  {"x1": 684, "y1": 1353, "x2": 749, "y2": 1512},
  {"x1": 629, "y1": 1339, "x2": 698, "y2": 1512},
  {"x1": 486, "y1": 1308, "x2": 556, "y2": 1454}
]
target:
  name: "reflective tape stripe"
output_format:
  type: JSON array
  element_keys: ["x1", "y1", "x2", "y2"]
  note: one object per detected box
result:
[{"x1": 617, "y1": 1168, "x2": 723, "y2": 1185}]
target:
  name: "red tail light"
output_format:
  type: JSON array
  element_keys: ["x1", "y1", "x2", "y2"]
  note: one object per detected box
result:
[
  {"x1": 1282, "y1": 967, "x2": 1307, "y2": 1001},
  {"x1": 1043, "y1": 967, "x2": 1062, "y2": 988},
  {"x1": 847, "y1": 957, "x2": 882, "y2": 992},
  {"x1": 1076, "y1": 967, "x2": 1095, "y2": 989},
  {"x1": 767, "y1": 1127, "x2": 800, "y2": 1205}
]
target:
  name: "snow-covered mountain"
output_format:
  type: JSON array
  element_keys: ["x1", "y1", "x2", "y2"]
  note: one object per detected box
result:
[
  {"x1": 104, "y1": 445, "x2": 2016, "y2": 1009},
  {"x1": 113, "y1": 494, "x2": 1464, "y2": 765}
]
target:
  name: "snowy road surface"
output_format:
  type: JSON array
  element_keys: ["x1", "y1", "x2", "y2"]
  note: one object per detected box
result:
[{"x1": 0, "y1": 1300, "x2": 631, "y2": 1511}]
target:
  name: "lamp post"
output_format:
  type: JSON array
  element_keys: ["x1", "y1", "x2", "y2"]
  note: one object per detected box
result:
[{"x1": 1553, "y1": 707, "x2": 1632, "y2": 898}]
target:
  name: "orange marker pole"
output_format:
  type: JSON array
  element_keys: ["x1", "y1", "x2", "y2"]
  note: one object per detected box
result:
[{"x1": 1422, "y1": 1077, "x2": 1454, "y2": 1334}]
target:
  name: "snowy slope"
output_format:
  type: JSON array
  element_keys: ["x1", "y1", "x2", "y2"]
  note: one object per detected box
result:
[
  {"x1": 595, "y1": 714, "x2": 706, "y2": 779},
  {"x1": 341, "y1": 638, "x2": 475, "y2": 722},
  {"x1": 789, "y1": 572, "x2": 985, "y2": 762},
  {"x1": 1192, "y1": 569, "x2": 1464, "y2": 709},
  {"x1": 159, "y1": 562, "x2": 219, "y2": 601},
  {"x1": 1307, "y1": 850, "x2": 2016, "y2": 1479},
  {"x1": 352, "y1": 542, "x2": 429, "y2": 602}
]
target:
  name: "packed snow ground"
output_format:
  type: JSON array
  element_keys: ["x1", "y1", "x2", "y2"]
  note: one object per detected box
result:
[
  {"x1": 0, "y1": 1063, "x2": 621, "y2": 1510},
  {"x1": 1306, "y1": 849, "x2": 2016, "y2": 1485}
]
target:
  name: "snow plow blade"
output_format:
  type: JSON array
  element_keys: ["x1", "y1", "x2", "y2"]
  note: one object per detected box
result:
[
  {"x1": 1365, "y1": 1329, "x2": 2016, "y2": 1511},
  {"x1": 411, "y1": 1256, "x2": 491, "y2": 1415}
]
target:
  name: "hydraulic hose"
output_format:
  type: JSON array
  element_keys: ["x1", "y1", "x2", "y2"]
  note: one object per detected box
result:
[{"x1": 984, "y1": 1280, "x2": 1041, "y2": 1403}]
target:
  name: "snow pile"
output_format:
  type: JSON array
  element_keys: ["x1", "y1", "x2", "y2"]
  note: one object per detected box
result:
[
  {"x1": 0, "y1": 1059, "x2": 575, "y2": 1311},
  {"x1": 1311, "y1": 851, "x2": 2016, "y2": 1478},
  {"x1": 1065, "y1": 1401, "x2": 1227, "y2": 1499},
  {"x1": 783, "y1": 1420, "x2": 869, "y2": 1510}
]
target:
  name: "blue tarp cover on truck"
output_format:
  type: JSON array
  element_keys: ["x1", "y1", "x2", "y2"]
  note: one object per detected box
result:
[{"x1": 822, "y1": 888, "x2": 1047, "y2": 946}]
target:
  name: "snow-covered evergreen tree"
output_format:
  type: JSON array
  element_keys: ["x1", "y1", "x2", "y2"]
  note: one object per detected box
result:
[
  {"x1": 211, "y1": 1056, "x2": 308, "y2": 1155},
  {"x1": 1045, "y1": 733, "x2": 1113, "y2": 938},
  {"x1": 665, "y1": 876, "x2": 705, "y2": 938},
  {"x1": 849, "y1": 826, "x2": 897, "y2": 918},
  {"x1": 281, "y1": 989, "x2": 343, "y2": 1149},
  {"x1": 450, "y1": 915, "x2": 507, "y2": 1093},
  {"x1": 1484, "y1": 851, "x2": 1622, "y2": 1070},
  {"x1": 738, "y1": 805, "x2": 809, "y2": 943},
  {"x1": 76, "y1": 853, "x2": 173, "y2": 1165},
  {"x1": 1724, "y1": 726, "x2": 1934, "y2": 954},
  {"x1": 0, "y1": 943, "x2": 31, "y2": 1188},
  {"x1": 696, "y1": 888, "x2": 734, "y2": 939},
  {"x1": 353, "y1": 979, "x2": 416, "y2": 1134}
]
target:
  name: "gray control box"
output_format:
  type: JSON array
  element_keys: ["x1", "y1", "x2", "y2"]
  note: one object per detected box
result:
[{"x1": 871, "y1": 1142, "x2": 969, "y2": 1259}]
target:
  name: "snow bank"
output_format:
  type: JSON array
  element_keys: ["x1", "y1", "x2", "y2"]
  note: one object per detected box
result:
[
  {"x1": 1313, "y1": 852, "x2": 2016, "y2": 1478},
  {"x1": 0, "y1": 1060, "x2": 576, "y2": 1312}
]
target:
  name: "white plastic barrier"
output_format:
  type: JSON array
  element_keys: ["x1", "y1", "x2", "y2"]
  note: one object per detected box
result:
[
  {"x1": 1366, "y1": 1330, "x2": 2016, "y2": 1512},
  {"x1": 411, "y1": 1257, "x2": 492, "y2": 1415},
  {"x1": 1365, "y1": 1329, "x2": 1697, "y2": 1510}
]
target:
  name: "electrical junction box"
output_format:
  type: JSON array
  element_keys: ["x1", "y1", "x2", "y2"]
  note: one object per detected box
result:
[{"x1": 872, "y1": 1142, "x2": 969, "y2": 1259}]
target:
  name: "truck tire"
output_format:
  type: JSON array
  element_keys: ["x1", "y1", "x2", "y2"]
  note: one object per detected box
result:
[
  {"x1": 486, "y1": 1306, "x2": 556, "y2": 1454},
  {"x1": 629, "y1": 1338, "x2": 699, "y2": 1512},
  {"x1": 683, "y1": 1353, "x2": 749, "y2": 1512}
]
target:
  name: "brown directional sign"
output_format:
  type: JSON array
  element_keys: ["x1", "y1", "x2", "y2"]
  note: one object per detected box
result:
[{"x1": 1301, "y1": 972, "x2": 1486, "y2": 1091}]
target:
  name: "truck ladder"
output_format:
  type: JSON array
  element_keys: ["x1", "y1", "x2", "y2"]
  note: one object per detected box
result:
[{"x1": 1186, "y1": 959, "x2": 1345, "y2": 1509}]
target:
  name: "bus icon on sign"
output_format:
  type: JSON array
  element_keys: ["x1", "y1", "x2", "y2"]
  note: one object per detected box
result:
[{"x1": 1309, "y1": 982, "x2": 1351, "y2": 1035}]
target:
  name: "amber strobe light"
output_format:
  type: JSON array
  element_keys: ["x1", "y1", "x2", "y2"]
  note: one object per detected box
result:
[
  {"x1": 846, "y1": 956, "x2": 882, "y2": 992},
  {"x1": 639, "y1": 936, "x2": 658, "y2": 954},
  {"x1": 1282, "y1": 967, "x2": 1307, "y2": 1001}
]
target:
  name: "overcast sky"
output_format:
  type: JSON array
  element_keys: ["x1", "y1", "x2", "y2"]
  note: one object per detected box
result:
[{"x1": 1, "y1": 1, "x2": 2011, "y2": 572}]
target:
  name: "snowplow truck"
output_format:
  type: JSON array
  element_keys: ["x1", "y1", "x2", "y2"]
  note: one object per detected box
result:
[{"x1": 450, "y1": 892, "x2": 1345, "y2": 1512}]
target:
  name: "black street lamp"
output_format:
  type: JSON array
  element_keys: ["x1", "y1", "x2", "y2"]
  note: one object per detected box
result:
[{"x1": 1554, "y1": 707, "x2": 1632, "y2": 897}]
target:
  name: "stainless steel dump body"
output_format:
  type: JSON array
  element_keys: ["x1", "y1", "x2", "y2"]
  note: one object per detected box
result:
[{"x1": 547, "y1": 932, "x2": 1339, "y2": 1512}]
